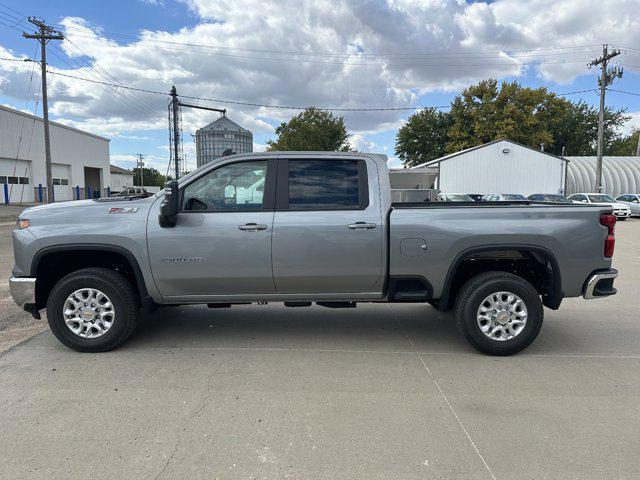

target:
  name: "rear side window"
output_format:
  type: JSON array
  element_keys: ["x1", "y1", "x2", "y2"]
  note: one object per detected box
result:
[{"x1": 285, "y1": 160, "x2": 367, "y2": 210}]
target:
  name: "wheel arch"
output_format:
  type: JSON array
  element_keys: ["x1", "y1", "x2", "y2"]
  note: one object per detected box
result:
[
  {"x1": 438, "y1": 244, "x2": 563, "y2": 312},
  {"x1": 31, "y1": 244, "x2": 151, "y2": 310}
]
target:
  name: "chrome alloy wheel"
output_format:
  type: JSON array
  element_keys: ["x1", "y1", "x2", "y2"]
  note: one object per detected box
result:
[
  {"x1": 476, "y1": 291, "x2": 528, "y2": 342},
  {"x1": 63, "y1": 288, "x2": 115, "y2": 338}
]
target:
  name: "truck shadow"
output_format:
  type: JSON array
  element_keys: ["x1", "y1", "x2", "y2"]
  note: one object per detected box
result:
[{"x1": 128, "y1": 303, "x2": 473, "y2": 353}]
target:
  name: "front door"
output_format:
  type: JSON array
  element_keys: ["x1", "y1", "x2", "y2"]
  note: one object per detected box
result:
[
  {"x1": 147, "y1": 159, "x2": 276, "y2": 300},
  {"x1": 272, "y1": 157, "x2": 384, "y2": 295}
]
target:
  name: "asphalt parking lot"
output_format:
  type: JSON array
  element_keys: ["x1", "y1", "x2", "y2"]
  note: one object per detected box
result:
[{"x1": 1, "y1": 212, "x2": 639, "y2": 479}]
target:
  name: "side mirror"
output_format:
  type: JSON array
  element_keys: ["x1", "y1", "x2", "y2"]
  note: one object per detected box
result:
[{"x1": 159, "y1": 180, "x2": 179, "y2": 228}]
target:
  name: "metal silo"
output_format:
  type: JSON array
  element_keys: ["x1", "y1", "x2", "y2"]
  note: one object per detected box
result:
[{"x1": 195, "y1": 115, "x2": 253, "y2": 167}]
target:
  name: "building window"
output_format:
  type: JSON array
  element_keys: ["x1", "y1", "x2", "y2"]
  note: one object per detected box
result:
[
  {"x1": 19, "y1": 177, "x2": 29, "y2": 184},
  {"x1": 7, "y1": 176, "x2": 18, "y2": 184},
  {"x1": 61, "y1": 179, "x2": 68, "y2": 186},
  {"x1": 53, "y1": 179, "x2": 60, "y2": 185},
  {"x1": 0, "y1": 176, "x2": 6, "y2": 184}
]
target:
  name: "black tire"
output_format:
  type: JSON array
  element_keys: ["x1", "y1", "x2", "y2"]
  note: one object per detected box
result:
[
  {"x1": 46, "y1": 268, "x2": 139, "y2": 352},
  {"x1": 454, "y1": 271, "x2": 543, "y2": 356}
]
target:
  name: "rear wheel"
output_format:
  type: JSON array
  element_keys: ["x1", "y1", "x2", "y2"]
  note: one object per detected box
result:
[
  {"x1": 46, "y1": 268, "x2": 139, "y2": 352},
  {"x1": 454, "y1": 271, "x2": 543, "y2": 355}
]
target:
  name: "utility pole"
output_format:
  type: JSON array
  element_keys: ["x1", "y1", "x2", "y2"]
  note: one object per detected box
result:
[
  {"x1": 170, "y1": 86, "x2": 181, "y2": 180},
  {"x1": 167, "y1": 86, "x2": 226, "y2": 179},
  {"x1": 588, "y1": 44, "x2": 622, "y2": 192},
  {"x1": 23, "y1": 18, "x2": 63, "y2": 204},
  {"x1": 137, "y1": 154, "x2": 144, "y2": 189}
]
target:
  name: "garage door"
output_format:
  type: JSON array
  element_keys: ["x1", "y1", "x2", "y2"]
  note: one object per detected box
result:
[
  {"x1": 52, "y1": 164, "x2": 72, "y2": 202},
  {"x1": 0, "y1": 158, "x2": 33, "y2": 204}
]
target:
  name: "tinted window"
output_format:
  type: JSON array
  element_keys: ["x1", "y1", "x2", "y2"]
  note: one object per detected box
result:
[
  {"x1": 183, "y1": 160, "x2": 267, "y2": 211},
  {"x1": 503, "y1": 194, "x2": 527, "y2": 201},
  {"x1": 288, "y1": 160, "x2": 361, "y2": 209}
]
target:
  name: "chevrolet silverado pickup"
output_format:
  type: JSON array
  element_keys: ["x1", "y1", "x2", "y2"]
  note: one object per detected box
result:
[{"x1": 10, "y1": 152, "x2": 619, "y2": 355}]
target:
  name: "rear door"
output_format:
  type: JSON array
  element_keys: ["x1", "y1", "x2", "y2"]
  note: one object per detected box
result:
[{"x1": 271, "y1": 156, "x2": 383, "y2": 296}]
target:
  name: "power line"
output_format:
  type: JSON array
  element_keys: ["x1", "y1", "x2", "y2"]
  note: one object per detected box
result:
[
  {"x1": 607, "y1": 88, "x2": 640, "y2": 97},
  {"x1": 57, "y1": 25, "x2": 601, "y2": 59},
  {"x1": 44, "y1": 70, "x2": 601, "y2": 112}
]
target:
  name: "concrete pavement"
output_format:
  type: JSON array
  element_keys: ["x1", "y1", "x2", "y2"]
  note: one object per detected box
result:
[{"x1": 0, "y1": 220, "x2": 639, "y2": 479}]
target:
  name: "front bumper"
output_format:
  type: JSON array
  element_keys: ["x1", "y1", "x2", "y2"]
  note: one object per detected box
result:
[
  {"x1": 9, "y1": 276, "x2": 36, "y2": 308},
  {"x1": 583, "y1": 269, "x2": 618, "y2": 299},
  {"x1": 613, "y1": 209, "x2": 631, "y2": 218}
]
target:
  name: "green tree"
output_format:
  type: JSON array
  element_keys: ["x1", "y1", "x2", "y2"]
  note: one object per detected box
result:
[
  {"x1": 393, "y1": 79, "x2": 632, "y2": 165},
  {"x1": 267, "y1": 107, "x2": 352, "y2": 151},
  {"x1": 446, "y1": 79, "x2": 568, "y2": 153},
  {"x1": 133, "y1": 167, "x2": 166, "y2": 187},
  {"x1": 395, "y1": 108, "x2": 452, "y2": 167},
  {"x1": 609, "y1": 130, "x2": 640, "y2": 156},
  {"x1": 550, "y1": 101, "x2": 630, "y2": 156}
]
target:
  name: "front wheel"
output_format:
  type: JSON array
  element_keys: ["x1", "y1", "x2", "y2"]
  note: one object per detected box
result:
[
  {"x1": 454, "y1": 271, "x2": 543, "y2": 355},
  {"x1": 46, "y1": 268, "x2": 140, "y2": 352}
]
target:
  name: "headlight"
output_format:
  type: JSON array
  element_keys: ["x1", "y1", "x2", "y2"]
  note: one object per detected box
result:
[{"x1": 17, "y1": 218, "x2": 30, "y2": 229}]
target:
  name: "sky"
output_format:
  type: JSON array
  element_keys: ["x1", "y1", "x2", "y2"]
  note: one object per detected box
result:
[{"x1": 0, "y1": 0, "x2": 639, "y2": 173}]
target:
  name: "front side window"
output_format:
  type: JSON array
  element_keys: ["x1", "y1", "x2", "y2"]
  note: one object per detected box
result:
[
  {"x1": 288, "y1": 160, "x2": 362, "y2": 210},
  {"x1": 182, "y1": 160, "x2": 267, "y2": 211}
]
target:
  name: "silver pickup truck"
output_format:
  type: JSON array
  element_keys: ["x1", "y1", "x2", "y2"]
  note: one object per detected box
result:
[{"x1": 10, "y1": 152, "x2": 618, "y2": 355}]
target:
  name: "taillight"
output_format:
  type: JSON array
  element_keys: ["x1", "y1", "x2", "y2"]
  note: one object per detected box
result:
[{"x1": 600, "y1": 213, "x2": 616, "y2": 258}]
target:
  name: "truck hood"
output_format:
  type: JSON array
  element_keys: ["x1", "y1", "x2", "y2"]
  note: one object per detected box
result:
[{"x1": 18, "y1": 197, "x2": 158, "y2": 231}]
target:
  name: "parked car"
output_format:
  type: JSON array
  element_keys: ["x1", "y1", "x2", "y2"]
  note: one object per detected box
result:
[
  {"x1": 437, "y1": 193, "x2": 474, "y2": 202},
  {"x1": 527, "y1": 194, "x2": 572, "y2": 204},
  {"x1": 567, "y1": 193, "x2": 631, "y2": 220},
  {"x1": 10, "y1": 152, "x2": 618, "y2": 356},
  {"x1": 115, "y1": 186, "x2": 152, "y2": 198},
  {"x1": 615, "y1": 194, "x2": 640, "y2": 217},
  {"x1": 481, "y1": 193, "x2": 528, "y2": 201},
  {"x1": 467, "y1": 194, "x2": 484, "y2": 202}
]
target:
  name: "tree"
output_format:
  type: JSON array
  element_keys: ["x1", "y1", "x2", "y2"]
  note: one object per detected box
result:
[
  {"x1": 446, "y1": 79, "x2": 568, "y2": 153},
  {"x1": 550, "y1": 101, "x2": 629, "y2": 156},
  {"x1": 393, "y1": 79, "x2": 632, "y2": 166},
  {"x1": 267, "y1": 107, "x2": 352, "y2": 151},
  {"x1": 133, "y1": 167, "x2": 166, "y2": 187},
  {"x1": 395, "y1": 108, "x2": 452, "y2": 167},
  {"x1": 609, "y1": 130, "x2": 640, "y2": 156}
]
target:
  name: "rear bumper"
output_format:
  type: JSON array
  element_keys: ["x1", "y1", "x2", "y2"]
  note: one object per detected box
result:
[
  {"x1": 583, "y1": 269, "x2": 618, "y2": 299},
  {"x1": 9, "y1": 276, "x2": 36, "y2": 308}
]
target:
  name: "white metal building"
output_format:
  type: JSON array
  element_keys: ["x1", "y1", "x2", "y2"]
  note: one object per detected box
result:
[
  {"x1": 109, "y1": 165, "x2": 135, "y2": 194},
  {"x1": 0, "y1": 105, "x2": 110, "y2": 204},
  {"x1": 566, "y1": 156, "x2": 640, "y2": 196},
  {"x1": 413, "y1": 139, "x2": 568, "y2": 196}
]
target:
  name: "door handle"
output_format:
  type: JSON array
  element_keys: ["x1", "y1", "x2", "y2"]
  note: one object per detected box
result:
[
  {"x1": 238, "y1": 223, "x2": 268, "y2": 231},
  {"x1": 348, "y1": 222, "x2": 377, "y2": 230}
]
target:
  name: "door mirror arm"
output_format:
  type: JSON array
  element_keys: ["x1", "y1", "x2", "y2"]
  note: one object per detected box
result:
[{"x1": 159, "y1": 180, "x2": 180, "y2": 228}]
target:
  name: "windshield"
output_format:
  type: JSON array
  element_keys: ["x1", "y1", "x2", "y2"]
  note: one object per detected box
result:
[
  {"x1": 543, "y1": 195, "x2": 571, "y2": 203},
  {"x1": 445, "y1": 194, "x2": 473, "y2": 202},
  {"x1": 588, "y1": 194, "x2": 615, "y2": 203},
  {"x1": 503, "y1": 194, "x2": 527, "y2": 201}
]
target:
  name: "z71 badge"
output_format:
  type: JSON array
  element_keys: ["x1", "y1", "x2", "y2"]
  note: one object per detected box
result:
[{"x1": 108, "y1": 207, "x2": 139, "y2": 214}]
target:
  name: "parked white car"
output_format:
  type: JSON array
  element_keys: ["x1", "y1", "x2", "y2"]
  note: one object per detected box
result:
[
  {"x1": 615, "y1": 194, "x2": 640, "y2": 217},
  {"x1": 567, "y1": 193, "x2": 631, "y2": 220}
]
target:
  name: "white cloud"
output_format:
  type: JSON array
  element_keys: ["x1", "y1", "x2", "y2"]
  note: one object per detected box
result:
[
  {"x1": 620, "y1": 112, "x2": 640, "y2": 137},
  {"x1": 1, "y1": 0, "x2": 639, "y2": 145}
]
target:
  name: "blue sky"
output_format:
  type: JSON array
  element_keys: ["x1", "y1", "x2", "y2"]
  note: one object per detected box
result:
[{"x1": 1, "y1": 0, "x2": 639, "y2": 172}]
